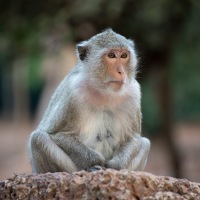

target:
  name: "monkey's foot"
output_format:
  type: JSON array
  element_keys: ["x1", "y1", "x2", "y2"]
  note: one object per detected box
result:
[{"x1": 87, "y1": 165, "x2": 106, "y2": 172}]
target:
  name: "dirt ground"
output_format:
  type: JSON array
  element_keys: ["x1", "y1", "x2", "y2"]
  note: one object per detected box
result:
[{"x1": 0, "y1": 120, "x2": 199, "y2": 183}]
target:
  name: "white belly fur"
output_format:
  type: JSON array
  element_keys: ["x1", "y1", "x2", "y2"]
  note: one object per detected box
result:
[{"x1": 79, "y1": 109, "x2": 131, "y2": 160}]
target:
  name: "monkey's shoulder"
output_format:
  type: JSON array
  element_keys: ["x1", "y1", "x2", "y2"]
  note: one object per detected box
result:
[{"x1": 38, "y1": 69, "x2": 82, "y2": 133}]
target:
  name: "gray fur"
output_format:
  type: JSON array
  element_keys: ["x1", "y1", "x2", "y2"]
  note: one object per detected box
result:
[{"x1": 29, "y1": 29, "x2": 150, "y2": 173}]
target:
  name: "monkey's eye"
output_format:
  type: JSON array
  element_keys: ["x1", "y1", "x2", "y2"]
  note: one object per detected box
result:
[
  {"x1": 121, "y1": 53, "x2": 128, "y2": 58},
  {"x1": 108, "y1": 52, "x2": 115, "y2": 58}
]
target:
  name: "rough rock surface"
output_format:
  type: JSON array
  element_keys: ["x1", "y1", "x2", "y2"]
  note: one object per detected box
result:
[{"x1": 0, "y1": 169, "x2": 200, "y2": 200}]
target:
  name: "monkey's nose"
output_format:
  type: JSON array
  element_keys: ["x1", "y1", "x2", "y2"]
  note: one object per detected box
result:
[
  {"x1": 112, "y1": 71, "x2": 125, "y2": 83},
  {"x1": 115, "y1": 65, "x2": 125, "y2": 82},
  {"x1": 118, "y1": 72, "x2": 125, "y2": 82}
]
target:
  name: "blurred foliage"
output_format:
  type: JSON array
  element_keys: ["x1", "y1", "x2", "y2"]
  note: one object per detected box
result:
[
  {"x1": 170, "y1": 5, "x2": 200, "y2": 122},
  {"x1": 0, "y1": 0, "x2": 200, "y2": 133}
]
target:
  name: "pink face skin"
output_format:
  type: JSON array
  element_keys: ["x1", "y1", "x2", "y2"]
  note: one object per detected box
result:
[
  {"x1": 80, "y1": 48, "x2": 132, "y2": 108},
  {"x1": 75, "y1": 46, "x2": 134, "y2": 109},
  {"x1": 103, "y1": 49, "x2": 130, "y2": 91}
]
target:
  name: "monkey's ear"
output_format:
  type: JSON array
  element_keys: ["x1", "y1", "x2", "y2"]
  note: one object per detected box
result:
[
  {"x1": 128, "y1": 39, "x2": 135, "y2": 49},
  {"x1": 77, "y1": 44, "x2": 89, "y2": 61}
]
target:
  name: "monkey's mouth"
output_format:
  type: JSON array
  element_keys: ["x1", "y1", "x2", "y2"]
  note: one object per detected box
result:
[
  {"x1": 109, "y1": 80, "x2": 124, "y2": 84},
  {"x1": 108, "y1": 81, "x2": 124, "y2": 90}
]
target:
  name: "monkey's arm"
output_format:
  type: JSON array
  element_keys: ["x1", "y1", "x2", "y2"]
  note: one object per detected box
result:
[
  {"x1": 106, "y1": 134, "x2": 150, "y2": 171},
  {"x1": 50, "y1": 132, "x2": 105, "y2": 170}
]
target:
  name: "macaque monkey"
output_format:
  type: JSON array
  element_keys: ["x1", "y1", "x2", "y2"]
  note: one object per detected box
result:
[{"x1": 29, "y1": 29, "x2": 150, "y2": 173}]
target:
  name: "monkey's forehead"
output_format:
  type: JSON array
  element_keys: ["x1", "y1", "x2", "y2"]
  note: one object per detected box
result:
[{"x1": 89, "y1": 29, "x2": 133, "y2": 49}]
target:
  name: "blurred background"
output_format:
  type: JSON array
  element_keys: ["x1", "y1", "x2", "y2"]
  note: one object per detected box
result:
[{"x1": 0, "y1": 0, "x2": 200, "y2": 182}]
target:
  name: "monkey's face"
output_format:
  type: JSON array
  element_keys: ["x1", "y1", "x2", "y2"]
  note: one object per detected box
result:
[
  {"x1": 102, "y1": 48, "x2": 131, "y2": 91},
  {"x1": 78, "y1": 46, "x2": 137, "y2": 95}
]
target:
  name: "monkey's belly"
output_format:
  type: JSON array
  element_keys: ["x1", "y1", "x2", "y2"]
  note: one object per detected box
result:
[
  {"x1": 90, "y1": 139, "x2": 114, "y2": 160},
  {"x1": 93, "y1": 133, "x2": 114, "y2": 160},
  {"x1": 80, "y1": 131, "x2": 118, "y2": 160},
  {"x1": 79, "y1": 110, "x2": 122, "y2": 160}
]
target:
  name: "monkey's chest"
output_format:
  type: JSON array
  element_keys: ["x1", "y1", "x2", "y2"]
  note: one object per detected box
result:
[{"x1": 79, "y1": 112, "x2": 123, "y2": 160}]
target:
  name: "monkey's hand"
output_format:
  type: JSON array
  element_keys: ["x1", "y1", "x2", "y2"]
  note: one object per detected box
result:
[
  {"x1": 106, "y1": 135, "x2": 150, "y2": 171},
  {"x1": 50, "y1": 132, "x2": 105, "y2": 170}
]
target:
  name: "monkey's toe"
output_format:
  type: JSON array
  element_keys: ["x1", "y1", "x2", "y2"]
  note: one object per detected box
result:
[{"x1": 87, "y1": 165, "x2": 105, "y2": 172}]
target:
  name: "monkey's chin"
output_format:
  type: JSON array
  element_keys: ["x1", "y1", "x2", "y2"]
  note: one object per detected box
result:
[{"x1": 108, "y1": 81, "x2": 124, "y2": 91}]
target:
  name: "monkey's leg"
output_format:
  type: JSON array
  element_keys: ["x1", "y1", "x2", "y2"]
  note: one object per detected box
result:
[
  {"x1": 128, "y1": 137, "x2": 150, "y2": 171},
  {"x1": 29, "y1": 130, "x2": 78, "y2": 173},
  {"x1": 50, "y1": 132, "x2": 105, "y2": 171},
  {"x1": 106, "y1": 134, "x2": 150, "y2": 171}
]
